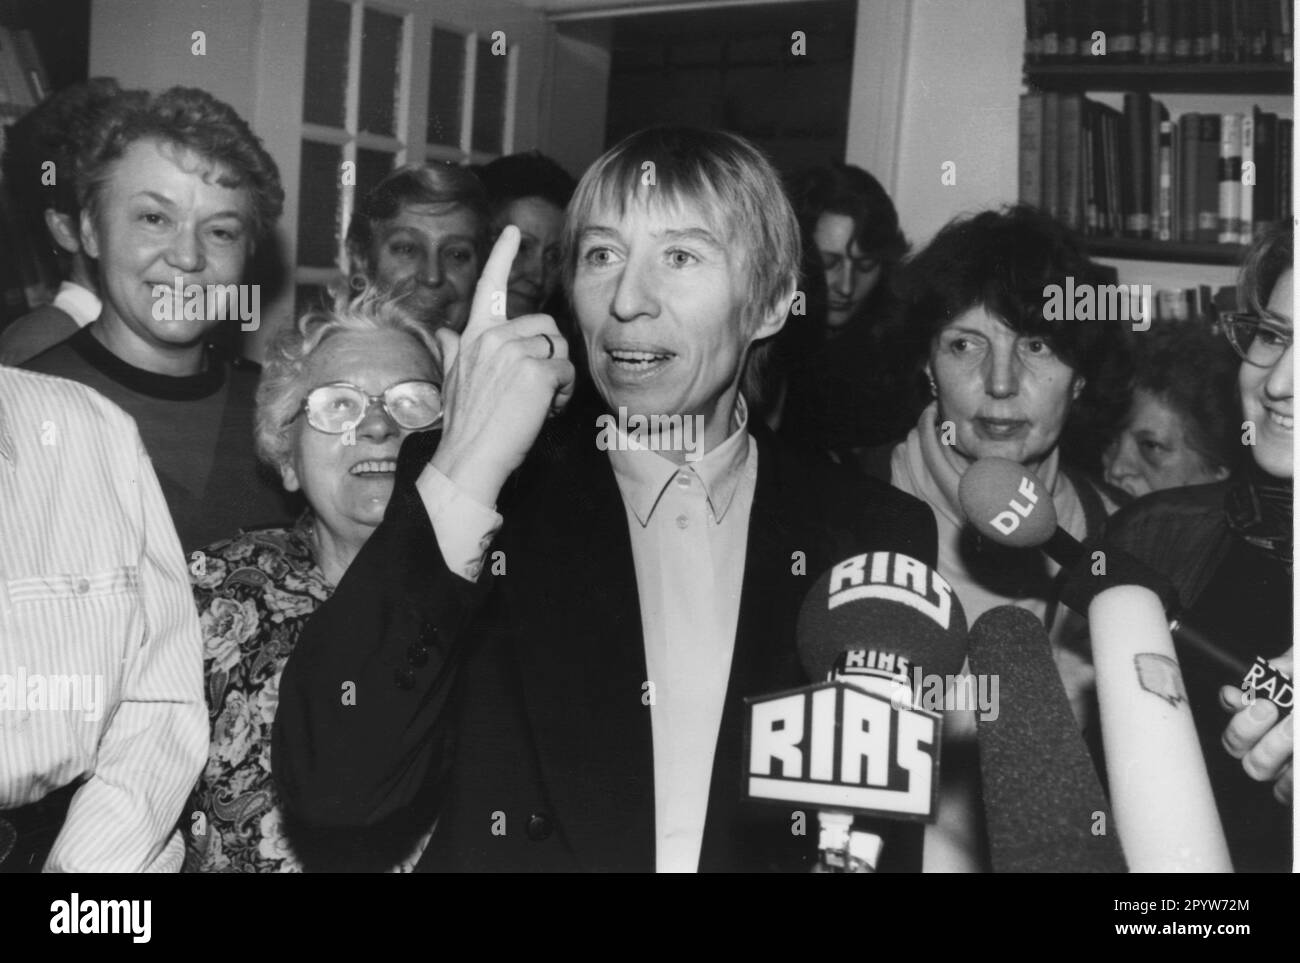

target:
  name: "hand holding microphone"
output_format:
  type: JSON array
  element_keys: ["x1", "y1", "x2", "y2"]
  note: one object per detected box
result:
[{"x1": 1219, "y1": 648, "x2": 1294, "y2": 804}]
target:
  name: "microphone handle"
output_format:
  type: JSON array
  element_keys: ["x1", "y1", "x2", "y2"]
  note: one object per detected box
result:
[
  {"x1": 1043, "y1": 526, "x2": 1252, "y2": 682},
  {"x1": 1169, "y1": 618, "x2": 1251, "y2": 678}
]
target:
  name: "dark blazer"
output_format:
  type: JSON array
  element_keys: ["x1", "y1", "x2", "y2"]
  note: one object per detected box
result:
[{"x1": 274, "y1": 413, "x2": 938, "y2": 872}]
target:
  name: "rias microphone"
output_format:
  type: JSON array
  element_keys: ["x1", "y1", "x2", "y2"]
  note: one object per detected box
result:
[{"x1": 744, "y1": 551, "x2": 968, "y2": 872}]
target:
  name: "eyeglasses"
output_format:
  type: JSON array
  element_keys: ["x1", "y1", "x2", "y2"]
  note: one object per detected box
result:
[
  {"x1": 1222, "y1": 314, "x2": 1294, "y2": 368},
  {"x1": 296, "y1": 380, "x2": 442, "y2": 434}
]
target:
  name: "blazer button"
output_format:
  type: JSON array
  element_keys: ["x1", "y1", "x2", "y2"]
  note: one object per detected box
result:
[
  {"x1": 407, "y1": 644, "x2": 429, "y2": 667},
  {"x1": 394, "y1": 666, "x2": 416, "y2": 690},
  {"x1": 526, "y1": 813, "x2": 553, "y2": 842}
]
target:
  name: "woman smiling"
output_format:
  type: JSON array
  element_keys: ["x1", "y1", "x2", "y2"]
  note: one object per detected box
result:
[{"x1": 185, "y1": 287, "x2": 443, "y2": 871}]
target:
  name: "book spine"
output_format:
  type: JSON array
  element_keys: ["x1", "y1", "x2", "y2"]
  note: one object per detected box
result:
[
  {"x1": 1158, "y1": 119, "x2": 1174, "y2": 240},
  {"x1": 1253, "y1": 109, "x2": 1276, "y2": 232},
  {"x1": 1180, "y1": 113, "x2": 1201, "y2": 241},
  {"x1": 1153, "y1": 0, "x2": 1173, "y2": 61},
  {"x1": 1197, "y1": 113, "x2": 1221, "y2": 242},
  {"x1": 1019, "y1": 93, "x2": 1045, "y2": 209},
  {"x1": 1043, "y1": 92, "x2": 1061, "y2": 219},
  {"x1": 1239, "y1": 113, "x2": 1254, "y2": 244},
  {"x1": 1280, "y1": 119, "x2": 1292, "y2": 220},
  {"x1": 1138, "y1": 0, "x2": 1156, "y2": 61},
  {"x1": 1061, "y1": 94, "x2": 1084, "y2": 229},
  {"x1": 1218, "y1": 112, "x2": 1242, "y2": 244}
]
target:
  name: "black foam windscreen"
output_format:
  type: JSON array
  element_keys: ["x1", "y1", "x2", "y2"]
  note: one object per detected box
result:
[
  {"x1": 797, "y1": 552, "x2": 968, "y2": 682},
  {"x1": 1056, "y1": 540, "x2": 1183, "y2": 617},
  {"x1": 967, "y1": 605, "x2": 1127, "y2": 873}
]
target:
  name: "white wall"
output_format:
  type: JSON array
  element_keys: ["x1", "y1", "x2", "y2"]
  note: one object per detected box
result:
[
  {"x1": 847, "y1": 0, "x2": 1024, "y2": 248},
  {"x1": 543, "y1": 19, "x2": 612, "y2": 179},
  {"x1": 89, "y1": 0, "x2": 263, "y2": 121}
]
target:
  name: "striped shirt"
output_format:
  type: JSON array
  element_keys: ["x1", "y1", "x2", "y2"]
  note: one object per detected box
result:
[{"x1": 0, "y1": 367, "x2": 207, "y2": 872}]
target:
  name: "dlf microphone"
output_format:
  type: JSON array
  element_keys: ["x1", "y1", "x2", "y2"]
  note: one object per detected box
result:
[
  {"x1": 1090, "y1": 585, "x2": 1233, "y2": 872},
  {"x1": 957, "y1": 457, "x2": 1252, "y2": 680},
  {"x1": 967, "y1": 605, "x2": 1126, "y2": 872},
  {"x1": 744, "y1": 552, "x2": 968, "y2": 872}
]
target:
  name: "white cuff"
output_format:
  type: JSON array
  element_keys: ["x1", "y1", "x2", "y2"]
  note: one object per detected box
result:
[{"x1": 415, "y1": 463, "x2": 503, "y2": 582}]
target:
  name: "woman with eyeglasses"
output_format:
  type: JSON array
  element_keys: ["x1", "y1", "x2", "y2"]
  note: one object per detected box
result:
[
  {"x1": 1099, "y1": 221, "x2": 1293, "y2": 872},
  {"x1": 183, "y1": 286, "x2": 444, "y2": 872}
]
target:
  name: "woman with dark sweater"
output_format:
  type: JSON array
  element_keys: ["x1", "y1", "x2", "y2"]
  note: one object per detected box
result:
[
  {"x1": 22, "y1": 86, "x2": 291, "y2": 552},
  {"x1": 1099, "y1": 222, "x2": 1293, "y2": 872},
  {"x1": 774, "y1": 164, "x2": 918, "y2": 454}
]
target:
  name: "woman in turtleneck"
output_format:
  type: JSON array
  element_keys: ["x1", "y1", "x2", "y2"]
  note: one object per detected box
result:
[
  {"x1": 1101, "y1": 222, "x2": 1293, "y2": 873},
  {"x1": 880, "y1": 206, "x2": 1132, "y2": 871}
]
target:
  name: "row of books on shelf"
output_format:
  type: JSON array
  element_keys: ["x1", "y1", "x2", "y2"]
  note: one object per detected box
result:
[
  {"x1": 0, "y1": 24, "x2": 47, "y2": 122},
  {"x1": 1150, "y1": 284, "x2": 1236, "y2": 326},
  {"x1": 1019, "y1": 92, "x2": 1292, "y2": 247},
  {"x1": 1025, "y1": 0, "x2": 1293, "y2": 65}
]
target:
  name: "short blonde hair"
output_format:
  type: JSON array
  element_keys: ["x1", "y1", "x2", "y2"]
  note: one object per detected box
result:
[
  {"x1": 255, "y1": 284, "x2": 442, "y2": 474},
  {"x1": 561, "y1": 127, "x2": 799, "y2": 331}
]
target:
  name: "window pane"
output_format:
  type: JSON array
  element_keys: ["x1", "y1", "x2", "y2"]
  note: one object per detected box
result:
[
  {"x1": 428, "y1": 26, "x2": 465, "y2": 147},
  {"x1": 297, "y1": 140, "x2": 344, "y2": 269},
  {"x1": 303, "y1": 0, "x2": 351, "y2": 127},
  {"x1": 472, "y1": 37, "x2": 507, "y2": 155},
  {"x1": 356, "y1": 148, "x2": 395, "y2": 199},
  {"x1": 359, "y1": 7, "x2": 403, "y2": 137}
]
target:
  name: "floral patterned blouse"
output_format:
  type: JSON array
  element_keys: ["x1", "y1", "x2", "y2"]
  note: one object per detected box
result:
[{"x1": 185, "y1": 513, "x2": 430, "y2": 872}]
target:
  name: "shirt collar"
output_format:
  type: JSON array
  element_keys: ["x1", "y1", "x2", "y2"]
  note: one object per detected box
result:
[
  {"x1": 51, "y1": 281, "x2": 102, "y2": 328},
  {"x1": 610, "y1": 395, "x2": 752, "y2": 527}
]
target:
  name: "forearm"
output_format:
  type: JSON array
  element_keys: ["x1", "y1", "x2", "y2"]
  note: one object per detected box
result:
[{"x1": 274, "y1": 436, "x2": 495, "y2": 828}]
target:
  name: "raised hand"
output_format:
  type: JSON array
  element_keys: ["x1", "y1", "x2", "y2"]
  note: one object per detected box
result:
[{"x1": 428, "y1": 226, "x2": 575, "y2": 508}]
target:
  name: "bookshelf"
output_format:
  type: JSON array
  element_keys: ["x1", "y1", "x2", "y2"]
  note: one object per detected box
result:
[{"x1": 1019, "y1": 3, "x2": 1294, "y2": 301}]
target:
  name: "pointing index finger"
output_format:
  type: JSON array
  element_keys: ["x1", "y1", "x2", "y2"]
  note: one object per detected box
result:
[{"x1": 464, "y1": 224, "x2": 520, "y2": 340}]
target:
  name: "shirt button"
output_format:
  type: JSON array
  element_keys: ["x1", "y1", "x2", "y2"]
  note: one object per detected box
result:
[
  {"x1": 75, "y1": 579, "x2": 90, "y2": 595},
  {"x1": 526, "y1": 813, "x2": 553, "y2": 841},
  {"x1": 676, "y1": 514, "x2": 689, "y2": 529},
  {"x1": 675, "y1": 473, "x2": 692, "y2": 489}
]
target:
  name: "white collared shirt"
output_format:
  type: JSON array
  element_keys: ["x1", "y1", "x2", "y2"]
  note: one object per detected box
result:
[
  {"x1": 51, "y1": 281, "x2": 102, "y2": 328},
  {"x1": 606, "y1": 397, "x2": 757, "y2": 873}
]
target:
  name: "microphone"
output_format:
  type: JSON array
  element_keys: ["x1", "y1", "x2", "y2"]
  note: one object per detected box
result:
[
  {"x1": 957, "y1": 456, "x2": 1251, "y2": 678},
  {"x1": 967, "y1": 605, "x2": 1126, "y2": 872},
  {"x1": 744, "y1": 551, "x2": 968, "y2": 872},
  {"x1": 1089, "y1": 585, "x2": 1233, "y2": 872}
]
